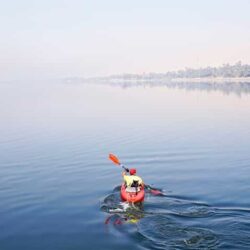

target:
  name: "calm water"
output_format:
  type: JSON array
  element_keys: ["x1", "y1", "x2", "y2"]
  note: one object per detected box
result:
[{"x1": 1, "y1": 81, "x2": 250, "y2": 249}]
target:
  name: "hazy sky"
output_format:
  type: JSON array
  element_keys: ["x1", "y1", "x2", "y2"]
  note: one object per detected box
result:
[{"x1": 1, "y1": 0, "x2": 250, "y2": 80}]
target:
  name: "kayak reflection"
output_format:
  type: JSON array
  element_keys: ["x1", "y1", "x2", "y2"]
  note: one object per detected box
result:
[{"x1": 104, "y1": 202, "x2": 144, "y2": 225}]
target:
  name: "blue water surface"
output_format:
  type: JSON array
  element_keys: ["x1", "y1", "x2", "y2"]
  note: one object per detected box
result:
[{"x1": 0, "y1": 81, "x2": 250, "y2": 249}]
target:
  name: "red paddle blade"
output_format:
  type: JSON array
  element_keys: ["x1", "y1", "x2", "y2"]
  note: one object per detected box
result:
[{"x1": 109, "y1": 154, "x2": 121, "y2": 165}]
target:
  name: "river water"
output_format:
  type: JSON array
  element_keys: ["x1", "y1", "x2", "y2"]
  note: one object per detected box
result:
[{"x1": 1, "y1": 80, "x2": 250, "y2": 249}]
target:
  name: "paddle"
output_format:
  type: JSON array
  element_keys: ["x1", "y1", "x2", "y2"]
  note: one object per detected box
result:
[
  {"x1": 109, "y1": 153, "x2": 129, "y2": 173},
  {"x1": 144, "y1": 184, "x2": 164, "y2": 196},
  {"x1": 108, "y1": 153, "x2": 163, "y2": 196}
]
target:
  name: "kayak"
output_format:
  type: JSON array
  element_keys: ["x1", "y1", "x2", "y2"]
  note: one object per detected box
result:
[{"x1": 120, "y1": 184, "x2": 145, "y2": 203}]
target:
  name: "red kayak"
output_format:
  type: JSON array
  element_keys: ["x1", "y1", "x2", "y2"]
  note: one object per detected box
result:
[{"x1": 120, "y1": 184, "x2": 145, "y2": 203}]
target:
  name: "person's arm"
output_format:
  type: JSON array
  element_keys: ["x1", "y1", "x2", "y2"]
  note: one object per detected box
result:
[{"x1": 122, "y1": 171, "x2": 128, "y2": 183}]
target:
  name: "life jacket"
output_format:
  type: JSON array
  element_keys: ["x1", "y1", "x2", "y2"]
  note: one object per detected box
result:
[{"x1": 123, "y1": 175, "x2": 143, "y2": 187}]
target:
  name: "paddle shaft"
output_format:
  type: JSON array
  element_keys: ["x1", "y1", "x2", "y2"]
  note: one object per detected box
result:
[{"x1": 121, "y1": 164, "x2": 129, "y2": 173}]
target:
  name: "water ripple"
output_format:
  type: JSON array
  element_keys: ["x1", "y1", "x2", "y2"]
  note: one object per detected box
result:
[
  {"x1": 101, "y1": 186, "x2": 250, "y2": 249},
  {"x1": 138, "y1": 215, "x2": 219, "y2": 250}
]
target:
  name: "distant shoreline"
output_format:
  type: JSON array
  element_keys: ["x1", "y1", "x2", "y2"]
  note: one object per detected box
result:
[
  {"x1": 94, "y1": 62, "x2": 250, "y2": 84},
  {"x1": 63, "y1": 75, "x2": 250, "y2": 95},
  {"x1": 65, "y1": 62, "x2": 250, "y2": 85},
  {"x1": 102, "y1": 77, "x2": 250, "y2": 84}
]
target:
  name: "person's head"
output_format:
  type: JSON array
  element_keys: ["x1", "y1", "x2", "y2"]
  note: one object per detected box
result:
[{"x1": 129, "y1": 168, "x2": 136, "y2": 175}]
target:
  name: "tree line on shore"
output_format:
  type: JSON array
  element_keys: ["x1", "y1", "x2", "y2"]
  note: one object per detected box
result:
[{"x1": 107, "y1": 61, "x2": 250, "y2": 80}]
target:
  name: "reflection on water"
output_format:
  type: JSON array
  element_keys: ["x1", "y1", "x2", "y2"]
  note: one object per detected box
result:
[
  {"x1": 107, "y1": 81, "x2": 250, "y2": 97},
  {"x1": 65, "y1": 78, "x2": 250, "y2": 97}
]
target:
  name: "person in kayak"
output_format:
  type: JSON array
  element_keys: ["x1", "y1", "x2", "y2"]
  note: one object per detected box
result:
[{"x1": 122, "y1": 168, "x2": 144, "y2": 193}]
